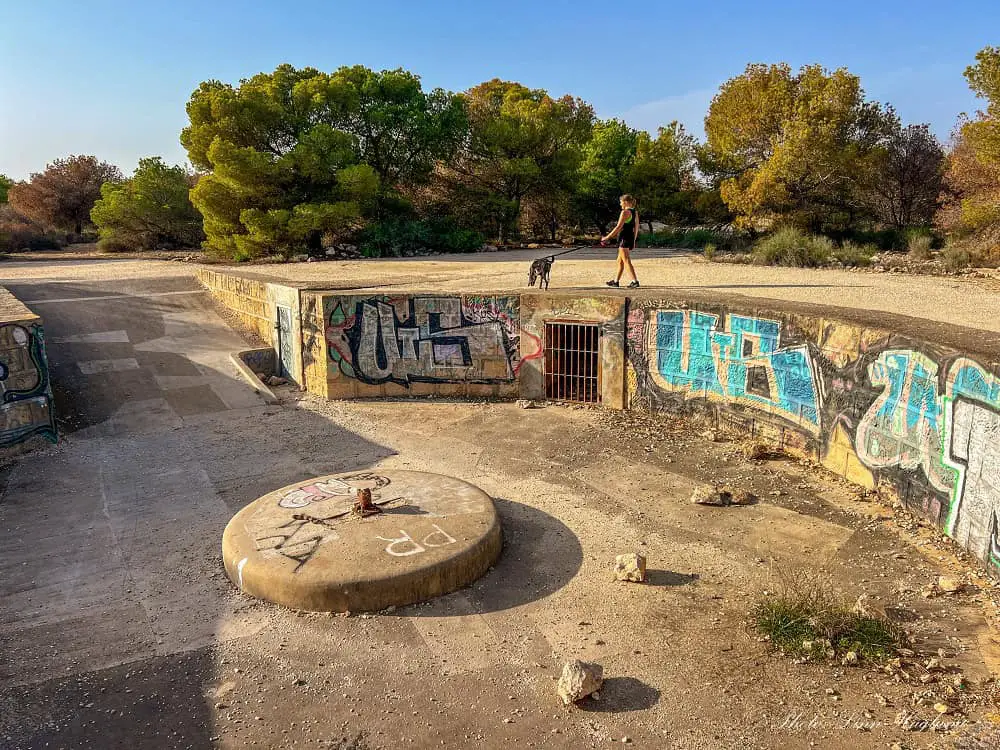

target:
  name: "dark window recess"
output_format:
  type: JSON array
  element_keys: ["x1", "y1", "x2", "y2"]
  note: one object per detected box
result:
[{"x1": 544, "y1": 322, "x2": 600, "y2": 403}]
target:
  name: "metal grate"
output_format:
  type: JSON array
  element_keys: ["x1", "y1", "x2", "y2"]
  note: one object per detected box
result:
[{"x1": 544, "y1": 322, "x2": 600, "y2": 403}]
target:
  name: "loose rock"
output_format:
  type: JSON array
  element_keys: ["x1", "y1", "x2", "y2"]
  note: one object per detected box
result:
[
  {"x1": 557, "y1": 660, "x2": 604, "y2": 704},
  {"x1": 728, "y1": 488, "x2": 756, "y2": 506},
  {"x1": 691, "y1": 485, "x2": 729, "y2": 506},
  {"x1": 938, "y1": 576, "x2": 962, "y2": 594},
  {"x1": 613, "y1": 553, "x2": 647, "y2": 583}
]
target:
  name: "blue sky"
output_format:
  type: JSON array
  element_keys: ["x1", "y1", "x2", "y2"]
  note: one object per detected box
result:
[{"x1": 1, "y1": 0, "x2": 996, "y2": 179}]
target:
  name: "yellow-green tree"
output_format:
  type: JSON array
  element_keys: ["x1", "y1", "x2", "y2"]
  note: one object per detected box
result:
[
  {"x1": 937, "y1": 47, "x2": 1000, "y2": 259},
  {"x1": 181, "y1": 64, "x2": 464, "y2": 259},
  {"x1": 704, "y1": 64, "x2": 890, "y2": 231},
  {"x1": 90, "y1": 158, "x2": 204, "y2": 252}
]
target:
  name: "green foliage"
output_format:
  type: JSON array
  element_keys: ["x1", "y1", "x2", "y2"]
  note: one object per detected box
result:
[
  {"x1": 751, "y1": 575, "x2": 903, "y2": 662},
  {"x1": 90, "y1": 158, "x2": 204, "y2": 252},
  {"x1": 0, "y1": 175, "x2": 11, "y2": 204},
  {"x1": 705, "y1": 64, "x2": 893, "y2": 232},
  {"x1": 703, "y1": 243, "x2": 717, "y2": 261},
  {"x1": 182, "y1": 64, "x2": 396, "y2": 259},
  {"x1": 356, "y1": 216, "x2": 483, "y2": 257},
  {"x1": 627, "y1": 123, "x2": 699, "y2": 225},
  {"x1": 448, "y1": 79, "x2": 594, "y2": 243},
  {"x1": 751, "y1": 226, "x2": 833, "y2": 267},
  {"x1": 572, "y1": 119, "x2": 639, "y2": 233},
  {"x1": 830, "y1": 240, "x2": 875, "y2": 267},
  {"x1": 635, "y1": 227, "x2": 736, "y2": 250},
  {"x1": 907, "y1": 234, "x2": 934, "y2": 260},
  {"x1": 329, "y1": 66, "x2": 467, "y2": 194}
]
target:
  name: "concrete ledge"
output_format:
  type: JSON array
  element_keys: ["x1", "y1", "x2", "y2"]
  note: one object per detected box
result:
[{"x1": 230, "y1": 348, "x2": 279, "y2": 405}]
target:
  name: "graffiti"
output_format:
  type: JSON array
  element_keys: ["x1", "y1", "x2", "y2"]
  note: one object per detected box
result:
[
  {"x1": 855, "y1": 350, "x2": 951, "y2": 491},
  {"x1": 850, "y1": 351, "x2": 1000, "y2": 564},
  {"x1": 326, "y1": 296, "x2": 520, "y2": 386},
  {"x1": 625, "y1": 301, "x2": 1000, "y2": 570},
  {"x1": 945, "y1": 398, "x2": 1000, "y2": 563},
  {"x1": 255, "y1": 513, "x2": 341, "y2": 572},
  {"x1": 375, "y1": 525, "x2": 458, "y2": 557},
  {"x1": 1, "y1": 322, "x2": 57, "y2": 446},
  {"x1": 641, "y1": 309, "x2": 821, "y2": 431},
  {"x1": 279, "y1": 472, "x2": 391, "y2": 509}
]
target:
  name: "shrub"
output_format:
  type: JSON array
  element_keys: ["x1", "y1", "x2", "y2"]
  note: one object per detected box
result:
[
  {"x1": 97, "y1": 237, "x2": 138, "y2": 254},
  {"x1": 831, "y1": 240, "x2": 875, "y2": 267},
  {"x1": 751, "y1": 227, "x2": 833, "y2": 267},
  {"x1": 751, "y1": 573, "x2": 903, "y2": 662},
  {"x1": 357, "y1": 217, "x2": 483, "y2": 258},
  {"x1": 0, "y1": 206, "x2": 62, "y2": 252},
  {"x1": 907, "y1": 234, "x2": 934, "y2": 260},
  {"x1": 942, "y1": 244, "x2": 973, "y2": 271},
  {"x1": 636, "y1": 227, "x2": 741, "y2": 251},
  {"x1": 703, "y1": 243, "x2": 717, "y2": 261}
]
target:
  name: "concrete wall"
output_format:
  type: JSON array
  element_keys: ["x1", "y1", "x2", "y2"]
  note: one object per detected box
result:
[
  {"x1": 0, "y1": 287, "x2": 57, "y2": 450},
  {"x1": 196, "y1": 269, "x2": 302, "y2": 384},
  {"x1": 308, "y1": 293, "x2": 523, "y2": 399},
  {"x1": 625, "y1": 298, "x2": 1000, "y2": 571},
  {"x1": 519, "y1": 293, "x2": 627, "y2": 409}
]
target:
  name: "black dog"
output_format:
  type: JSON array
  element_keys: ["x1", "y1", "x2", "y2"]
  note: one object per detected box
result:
[{"x1": 528, "y1": 256, "x2": 553, "y2": 289}]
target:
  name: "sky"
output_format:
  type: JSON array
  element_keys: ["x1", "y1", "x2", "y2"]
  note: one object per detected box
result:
[{"x1": 1, "y1": 0, "x2": 997, "y2": 180}]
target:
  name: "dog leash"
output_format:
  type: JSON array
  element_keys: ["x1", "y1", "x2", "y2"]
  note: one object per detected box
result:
[{"x1": 537, "y1": 242, "x2": 609, "y2": 260}]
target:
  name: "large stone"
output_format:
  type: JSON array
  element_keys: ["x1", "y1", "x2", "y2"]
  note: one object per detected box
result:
[
  {"x1": 691, "y1": 485, "x2": 728, "y2": 506},
  {"x1": 613, "y1": 553, "x2": 646, "y2": 582},
  {"x1": 557, "y1": 660, "x2": 604, "y2": 704}
]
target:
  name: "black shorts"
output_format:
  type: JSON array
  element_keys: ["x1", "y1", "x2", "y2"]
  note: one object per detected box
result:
[{"x1": 619, "y1": 239, "x2": 635, "y2": 251}]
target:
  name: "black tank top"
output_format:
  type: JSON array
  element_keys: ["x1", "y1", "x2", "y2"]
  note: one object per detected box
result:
[{"x1": 620, "y1": 208, "x2": 636, "y2": 244}]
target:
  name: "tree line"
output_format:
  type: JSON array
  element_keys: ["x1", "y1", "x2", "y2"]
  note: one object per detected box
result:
[{"x1": 2, "y1": 47, "x2": 998, "y2": 264}]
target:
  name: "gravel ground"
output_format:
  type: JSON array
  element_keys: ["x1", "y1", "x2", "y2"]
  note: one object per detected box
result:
[{"x1": 7, "y1": 248, "x2": 999, "y2": 334}]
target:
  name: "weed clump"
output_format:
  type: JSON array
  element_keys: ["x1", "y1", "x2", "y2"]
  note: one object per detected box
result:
[{"x1": 751, "y1": 573, "x2": 904, "y2": 663}]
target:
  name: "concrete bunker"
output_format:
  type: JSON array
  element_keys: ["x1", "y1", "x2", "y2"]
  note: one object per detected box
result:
[{"x1": 199, "y1": 268, "x2": 1000, "y2": 579}]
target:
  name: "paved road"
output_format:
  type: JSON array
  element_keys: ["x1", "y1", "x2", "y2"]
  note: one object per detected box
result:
[{"x1": 0, "y1": 273, "x2": 392, "y2": 748}]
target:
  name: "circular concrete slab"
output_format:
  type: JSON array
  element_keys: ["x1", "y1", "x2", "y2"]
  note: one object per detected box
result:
[{"x1": 222, "y1": 470, "x2": 502, "y2": 612}]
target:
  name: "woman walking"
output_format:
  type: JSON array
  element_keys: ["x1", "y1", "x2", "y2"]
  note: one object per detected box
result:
[{"x1": 601, "y1": 194, "x2": 640, "y2": 288}]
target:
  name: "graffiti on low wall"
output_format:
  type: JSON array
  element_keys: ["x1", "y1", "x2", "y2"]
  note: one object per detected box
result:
[
  {"x1": 855, "y1": 352, "x2": 1000, "y2": 564},
  {"x1": 649, "y1": 309, "x2": 821, "y2": 432},
  {"x1": 325, "y1": 295, "x2": 521, "y2": 386},
  {"x1": 1, "y1": 322, "x2": 57, "y2": 446},
  {"x1": 627, "y1": 300, "x2": 1000, "y2": 570}
]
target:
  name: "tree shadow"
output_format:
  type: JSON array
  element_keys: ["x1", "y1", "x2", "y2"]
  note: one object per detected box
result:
[
  {"x1": 577, "y1": 677, "x2": 661, "y2": 713},
  {"x1": 644, "y1": 569, "x2": 699, "y2": 587},
  {"x1": 406, "y1": 496, "x2": 583, "y2": 616}
]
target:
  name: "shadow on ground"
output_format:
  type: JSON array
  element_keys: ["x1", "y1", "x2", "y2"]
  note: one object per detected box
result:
[
  {"x1": 577, "y1": 677, "x2": 661, "y2": 713},
  {"x1": 645, "y1": 569, "x2": 699, "y2": 587},
  {"x1": 407, "y1": 497, "x2": 584, "y2": 616}
]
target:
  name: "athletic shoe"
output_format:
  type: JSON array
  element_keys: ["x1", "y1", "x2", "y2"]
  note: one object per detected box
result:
[
  {"x1": 628, "y1": 280, "x2": 640, "y2": 288},
  {"x1": 605, "y1": 280, "x2": 619, "y2": 287}
]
